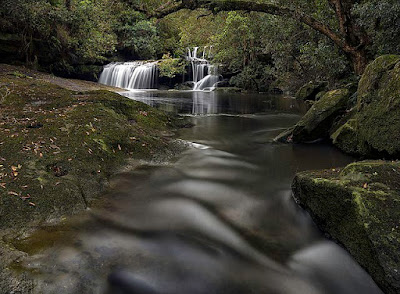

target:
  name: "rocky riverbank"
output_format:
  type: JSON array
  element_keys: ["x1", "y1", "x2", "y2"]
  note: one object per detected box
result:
[
  {"x1": 276, "y1": 55, "x2": 400, "y2": 293},
  {"x1": 0, "y1": 63, "x2": 187, "y2": 235},
  {"x1": 292, "y1": 161, "x2": 400, "y2": 294}
]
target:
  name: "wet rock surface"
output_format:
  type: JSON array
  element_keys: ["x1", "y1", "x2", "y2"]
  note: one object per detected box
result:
[
  {"x1": 292, "y1": 160, "x2": 400, "y2": 294},
  {"x1": 275, "y1": 89, "x2": 351, "y2": 143}
]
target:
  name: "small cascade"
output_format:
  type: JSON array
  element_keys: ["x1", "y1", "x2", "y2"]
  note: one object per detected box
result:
[
  {"x1": 99, "y1": 61, "x2": 158, "y2": 90},
  {"x1": 193, "y1": 75, "x2": 222, "y2": 91},
  {"x1": 187, "y1": 46, "x2": 222, "y2": 91}
]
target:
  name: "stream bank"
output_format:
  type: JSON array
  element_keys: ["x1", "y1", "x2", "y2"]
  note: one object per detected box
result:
[
  {"x1": 0, "y1": 64, "x2": 188, "y2": 291},
  {"x1": 275, "y1": 55, "x2": 400, "y2": 293}
]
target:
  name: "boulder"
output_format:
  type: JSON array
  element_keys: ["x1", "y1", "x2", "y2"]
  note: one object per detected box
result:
[
  {"x1": 315, "y1": 91, "x2": 327, "y2": 101},
  {"x1": 275, "y1": 89, "x2": 351, "y2": 143},
  {"x1": 295, "y1": 81, "x2": 328, "y2": 101},
  {"x1": 174, "y1": 81, "x2": 194, "y2": 90},
  {"x1": 292, "y1": 160, "x2": 400, "y2": 294},
  {"x1": 332, "y1": 55, "x2": 400, "y2": 157}
]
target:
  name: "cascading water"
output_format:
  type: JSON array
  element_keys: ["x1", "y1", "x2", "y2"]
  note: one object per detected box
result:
[
  {"x1": 99, "y1": 61, "x2": 158, "y2": 90},
  {"x1": 187, "y1": 46, "x2": 222, "y2": 91}
]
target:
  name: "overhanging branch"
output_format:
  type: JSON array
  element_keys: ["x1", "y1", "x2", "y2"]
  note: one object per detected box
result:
[{"x1": 150, "y1": 0, "x2": 354, "y2": 53}]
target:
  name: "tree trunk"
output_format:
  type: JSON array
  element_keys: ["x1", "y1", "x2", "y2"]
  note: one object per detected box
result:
[{"x1": 349, "y1": 49, "x2": 368, "y2": 75}]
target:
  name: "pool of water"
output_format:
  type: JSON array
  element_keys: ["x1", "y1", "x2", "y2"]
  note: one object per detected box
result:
[{"x1": 17, "y1": 90, "x2": 383, "y2": 294}]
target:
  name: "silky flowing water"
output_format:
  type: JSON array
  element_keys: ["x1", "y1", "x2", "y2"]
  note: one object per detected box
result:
[{"x1": 16, "y1": 91, "x2": 383, "y2": 294}]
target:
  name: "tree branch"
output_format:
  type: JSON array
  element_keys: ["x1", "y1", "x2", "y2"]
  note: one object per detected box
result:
[{"x1": 151, "y1": 0, "x2": 354, "y2": 53}]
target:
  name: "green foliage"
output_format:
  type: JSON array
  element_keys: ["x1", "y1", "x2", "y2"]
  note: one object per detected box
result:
[
  {"x1": 69, "y1": 0, "x2": 117, "y2": 62},
  {"x1": 114, "y1": 8, "x2": 161, "y2": 59},
  {"x1": 158, "y1": 53, "x2": 187, "y2": 79},
  {"x1": 0, "y1": 0, "x2": 399, "y2": 89},
  {"x1": 353, "y1": 1, "x2": 400, "y2": 56},
  {"x1": 212, "y1": 12, "x2": 272, "y2": 90},
  {"x1": 0, "y1": 0, "x2": 163, "y2": 71}
]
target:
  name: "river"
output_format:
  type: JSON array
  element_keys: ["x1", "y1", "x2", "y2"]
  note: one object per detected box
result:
[{"x1": 16, "y1": 90, "x2": 383, "y2": 294}]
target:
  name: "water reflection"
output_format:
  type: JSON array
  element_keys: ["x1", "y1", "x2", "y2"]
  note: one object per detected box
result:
[
  {"x1": 121, "y1": 90, "x2": 307, "y2": 115},
  {"x1": 15, "y1": 91, "x2": 383, "y2": 294}
]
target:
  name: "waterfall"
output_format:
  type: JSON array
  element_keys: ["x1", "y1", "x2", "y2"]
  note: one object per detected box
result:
[
  {"x1": 193, "y1": 75, "x2": 222, "y2": 91},
  {"x1": 98, "y1": 62, "x2": 158, "y2": 90},
  {"x1": 187, "y1": 46, "x2": 222, "y2": 91}
]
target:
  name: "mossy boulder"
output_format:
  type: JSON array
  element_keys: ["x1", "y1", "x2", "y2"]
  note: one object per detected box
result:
[
  {"x1": 315, "y1": 91, "x2": 327, "y2": 101},
  {"x1": 295, "y1": 81, "x2": 328, "y2": 101},
  {"x1": 275, "y1": 89, "x2": 351, "y2": 143},
  {"x1": 332, "y1": 55, "x2": 400, "y2": 157},
  {"x1": 292, "y1": 160, "x2": 400, "y2": 294},
  {"x1": 0, "y1": 65, "x2": 186, "y2": 232}
]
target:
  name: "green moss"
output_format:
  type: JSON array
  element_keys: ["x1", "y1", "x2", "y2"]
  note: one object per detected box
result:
[
  {"x1": 293, "y1": 160, "x2": 400, "y2": 294},
  {"x1": 333, "y1": 55, "x2": 400, "y2": 157},
  {"x1": 358, "y1": 55, "x2": 400, "y2": 104},
  {"x1": 291, "y1": 88, "x2": 350, "y2": 142},
  {"x1": 0, "y1": 65, "x2": 185, "y2": 232},
  {"x1": 295, "y1": 81, "x2": 328, "y2": 101},
  {"x1": 315, "y1": 91, "x2": 327, "y2": 101},
  {"x1": 331, "y1": 119, "x2": 360, "y2": 154}
]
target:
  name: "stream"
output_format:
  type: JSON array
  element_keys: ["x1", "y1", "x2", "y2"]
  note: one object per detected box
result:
[{"x1": 16, "y1": 91, "x2": 383, "y2": 294}]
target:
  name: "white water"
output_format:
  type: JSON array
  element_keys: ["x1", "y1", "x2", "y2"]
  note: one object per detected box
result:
[
  {"x1": 99, "y1": 62, "x2": 158, "y2": 90},
  {"x1": 187, "y1": 46, "x2": 222, "y2": 91},
  {"x1": 98, "y1": 47, "x2": 221, "y2": 91},
  {"x1": 193, "y1": 74, "x2": 222, "y2": 91}
]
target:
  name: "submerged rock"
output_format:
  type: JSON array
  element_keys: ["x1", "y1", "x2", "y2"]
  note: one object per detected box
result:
[
  {"x1": 275, "y1": 89, "x2": 351, "y2": 143},
  {"x1": 295, "y1": 81, "x2": 328, "y2": 101},
  {"x1": 332, "y1": 55, "x2": 400, "y2": 157},
  {"x1": 292, "y1": 160, "x2": 400, "y2": 294}
]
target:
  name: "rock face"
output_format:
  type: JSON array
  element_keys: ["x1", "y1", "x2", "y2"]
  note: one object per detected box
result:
[
  {"x1": 332, "y1": 55, "x2": 400, "y2": 157},
  {"x1": 295, "y1": 81, "x2": 328, "y2": 101},
  {"x1": 292, "y1": 160, "x2": 400, "y2": 294},
  {"x1": 275, "y1": 89, "x2": 351, "y2": 143}
]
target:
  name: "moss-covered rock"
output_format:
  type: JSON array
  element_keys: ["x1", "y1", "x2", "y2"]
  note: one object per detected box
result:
[
  {"x1": 0, "y1": 65, "x2": 186, "y2": 232},
  {"x1": 332, "y1": 55, "x2": 400, "y2": 157},
  {"x1": 314, "y1": 91, "x2": 327, "y2": 101},
  {"x1": 331, "y1": 119, "x2": 361, "y2": 155},
  {"x1": 275, "y1": 89, "x2": 351, "y2": 143},
  {"x1": 295, "y1": 81, "x2": 328, "y2": 101},
  {"x1": 292, "y1": 160, "x2": 400, "y2": 294}
]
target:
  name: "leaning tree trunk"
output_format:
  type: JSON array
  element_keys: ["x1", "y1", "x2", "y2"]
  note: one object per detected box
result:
[
  {"x1": 348, "y1": 49, "x2": 368, "y2": 75},
  {"x1": 328, "y1": 0, "x2": 370, "y2": 75}
]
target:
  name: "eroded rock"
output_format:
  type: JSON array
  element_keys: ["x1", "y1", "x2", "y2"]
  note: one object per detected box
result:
[{"x1": 292, "y1": 160, "x2": 400, "y2": 294}]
